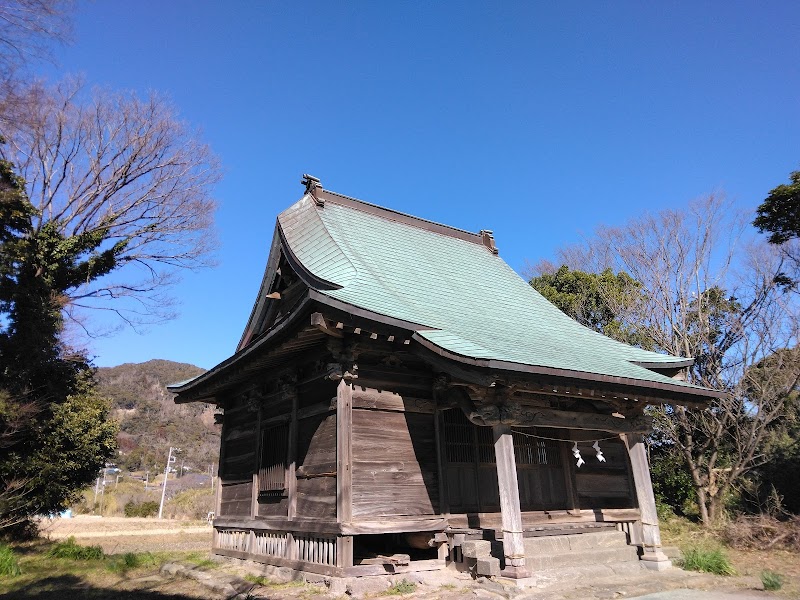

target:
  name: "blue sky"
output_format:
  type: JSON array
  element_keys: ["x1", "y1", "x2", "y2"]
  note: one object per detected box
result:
[{"x1": 41, "y1": 1, "x2": 800, "y2": 369}]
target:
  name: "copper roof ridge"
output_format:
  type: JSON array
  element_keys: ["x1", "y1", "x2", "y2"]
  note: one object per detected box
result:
[{"x1": 316, "y1": 188, "x2": 487, "y2": 246}]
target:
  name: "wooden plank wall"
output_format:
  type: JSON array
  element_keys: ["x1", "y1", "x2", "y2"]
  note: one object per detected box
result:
[
  {"x1": 220, "y1": 480, "x2": 253, "y2": 516},
  {"x1": 572, "y1": 438, "x2": 635, "y2": 509},
  {"x1": 221, "y1": 405, "x2": 258, "y2": 479},
  {"x1": 296, "y1": 413, "x2": 337, "y2": 520},
  {"x1": 350, "y1": 389, "x2": 439, "y2": 518},
  {"x1": 219, "y1": 403, "x2": 257, "y2": 517}
]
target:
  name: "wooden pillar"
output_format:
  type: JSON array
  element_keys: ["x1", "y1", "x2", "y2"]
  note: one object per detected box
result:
[
  {"x1": 492, "y1": 424, "x2": 529, "y2": 578},
  {"x1": 622, "y1": 433, "x2": 671, "y2": 570},
  {"x1": 434, "y1": 409, "x2": 449, "y2": 515},
  {"x1": 336, "y1": 379, "x2": 354, "y2": 568},
  {"x1": 286, "y1": 386, "x2": 299, "y2": 520},
  {"x1": 251, "y1": 406, "x2": 261, "y2": 519},
  {"x1": 559, "y1": 431, "x2": 581, "y2": 514}
]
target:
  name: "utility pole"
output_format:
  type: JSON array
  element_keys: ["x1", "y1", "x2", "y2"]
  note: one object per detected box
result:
[
  {"x1": 158, "y1": 447, "x2": 178, "y2": 519},
  {"x1": 93, "y1": 476, "x2": 101, "y2": 511}
]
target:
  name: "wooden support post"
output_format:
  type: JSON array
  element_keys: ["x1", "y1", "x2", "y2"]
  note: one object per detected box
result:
[
  {"x1": 559, "y1": 431, "x2": 581, "y2": 514},
  {"x1": 287, "y1": 387, "x2": 299, "y2": 520},
  {"x1": 336, "y1": 379, "x2": 354, "y2": 568},
  {"x1": 336, "y1": 535, "x2": 354, "y2": 568},
  {"x1": 434, "y1": 410, "x2": 449, "y2": 515},
  {"x1": 251, "y1": 405, "x2": 261, "y2": 518},
  {"x1": 622, "y1": 433, "x2": 671, "y2": 570},
  {"x1": 492, "y1": 424, "x2": 529, "y2": 578},
  {"x1": 336, "y1": 379, "x2": 353, "y2": 524}
]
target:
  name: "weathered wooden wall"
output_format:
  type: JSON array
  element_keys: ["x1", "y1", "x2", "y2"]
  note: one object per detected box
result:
[
  {"x1": 350, "y1": 388, "x2": 439, "y2": 518},
  {"x1": 219, "y1": 401, "x2": 257, "y2": 517},
  {"x1": 572, "y1": 437, "x2": 635, "y2": 509},
  {"x1": 296, "y1": 412, "x2": 337, "y2": 520}
]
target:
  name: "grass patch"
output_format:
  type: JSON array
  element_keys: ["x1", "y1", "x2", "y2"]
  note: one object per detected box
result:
[
  {"x1": 760, "y1": 570, "x2": 784, "y2": 591},
  {"x1": 181, "y1": 551, "x2": 216, "y2": 569},
  {"x1": 381, "y1": 579, "x2": 417, "y2": 595},
  {"x1": 106, "y1": 551, "x2": 160, "y2": 574},
  {"x1": 0, "y1": 544, "x2": 21, "y2": 578},
  {"x1": 680, "y1": 546, "x2": 736, "y2": 576},
  {"x1": 46, "y1": 537, "x2": 104, "y2": 560}
]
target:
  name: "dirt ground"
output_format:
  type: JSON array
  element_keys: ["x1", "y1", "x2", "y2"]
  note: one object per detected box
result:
[{"x1": 38, "y1": 515, "x2": 213, "y2": 554}]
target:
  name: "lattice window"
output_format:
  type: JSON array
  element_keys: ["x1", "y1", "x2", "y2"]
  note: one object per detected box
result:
[
  {"x1": 512, "y1": 429, "x2": 562, "y2": 466},
  {"x1": 259, "y1": 423, "x2": 288, "y2": 495},
  {"x1": 441, "y1": 409, "x2": 562, "y2": 466},
  {"x1": 442, "y1": 408, "x2": 477, "y2": 463}
]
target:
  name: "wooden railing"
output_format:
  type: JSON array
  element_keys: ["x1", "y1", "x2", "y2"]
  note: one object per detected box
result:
[
  {"x1": 218, "y1": 528, "x2": 337, "y2": 568},
  {"x1": 217, "y1": 529, "x2": 249, "y2": 552},
  {"x1": 295, "y1": 533, "x2": 336, "y2": 566}
]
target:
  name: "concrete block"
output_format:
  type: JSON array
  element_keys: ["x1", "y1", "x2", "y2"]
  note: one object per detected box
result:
[
  {"x1": 462, "y1": 540, "x2": 493, "y2": 559},
  {"x1": 640, "y1": 551, "x2": 672, "y2": 571},
  {"x1": 476, "y1": 557, "x2": 501, "y2": 577}
]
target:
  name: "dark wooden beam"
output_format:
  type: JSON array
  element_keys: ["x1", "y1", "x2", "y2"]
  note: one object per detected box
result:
[{"x1": 468, "y1": 403, "x2": 652, "y2": 434}]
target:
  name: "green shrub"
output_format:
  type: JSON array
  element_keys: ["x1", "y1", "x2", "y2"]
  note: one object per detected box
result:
[
  {"x1": 0, "y1": 543, "x2": 21, "y2": 577},
  {"x1": 382, "y1": 579, "x2": 417, "y2": 595},
  {"x1": 680, "y1": 546, "x2": 735, "y2": 576},
  {"x1": 761, "y1": 570, "x2": 784, "y2": 591},
  {"x1": 123, "y1": 500, "x2": 159, "y2": 517},
  {"x1": 650, "y1": 450, "x2": 697, "y2": 517},
  {"x1": 46, "y1": 537, "x2": 104, "y2": 560}
]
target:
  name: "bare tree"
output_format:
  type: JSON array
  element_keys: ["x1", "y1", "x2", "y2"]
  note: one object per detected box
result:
[
  {"x1": 541, "y1": 194, "x2": 800, "y2": 525},
  {"x1": 0, "y1": 79, "x2": 221, "y2": 328},
  {"x1": 0, "y1": 0, "x2": 72, "y2": 74},
  {"x1": 0, "y1": 1, "x2": 74, "y2": 128}
]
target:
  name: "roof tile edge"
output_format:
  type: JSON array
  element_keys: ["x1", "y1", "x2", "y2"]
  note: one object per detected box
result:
[{"x1": 315, "y1": 188, "x2": 490, "y2": 248}]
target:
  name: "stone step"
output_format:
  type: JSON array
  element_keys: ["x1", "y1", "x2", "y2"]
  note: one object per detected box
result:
[
  {"x1": 523, "y1": 529, "x2": 628, "y2": 555},
  {"x1": 521, "y1": 560, "x2": 647, "y2": 589},
  {"x1": 463, "y1": 529, "x2": 631, "y2": 560},
  {"x1": 462, "y1": 530, "x2": 641, "y2": 578},
  {"x1": 467, "y1": 547, "x2": 643, "y2": 579},
  {"x1": 525, "y1": 545, "x2": 640, "y2": 571}
]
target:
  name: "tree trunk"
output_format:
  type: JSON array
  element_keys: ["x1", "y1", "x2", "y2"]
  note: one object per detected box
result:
[{"x1": 695, "y1": 486, "x2": 711, "y2": 527}]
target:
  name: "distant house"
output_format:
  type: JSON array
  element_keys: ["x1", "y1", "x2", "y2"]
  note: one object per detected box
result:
[{"x1": 169, "y1": 176, "x2": 719, "y2": 581}]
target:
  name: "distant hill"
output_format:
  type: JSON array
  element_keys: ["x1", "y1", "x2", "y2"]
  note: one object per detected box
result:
[{"x1": 96, "y1": 359, "x2": 220, "y2": 475}]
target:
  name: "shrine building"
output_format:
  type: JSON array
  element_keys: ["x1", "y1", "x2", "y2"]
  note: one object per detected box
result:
[{"x1": 169, "y1": 175, "x2": 719, "y2": 581}]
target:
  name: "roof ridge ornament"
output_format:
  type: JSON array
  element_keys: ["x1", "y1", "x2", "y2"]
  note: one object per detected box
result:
[
  {"x1": 480, "y1": 229, "x2": 498, "y2": 254},
  {"x1": 301, "y1": 173, "x2": 324, "y2": 206}
]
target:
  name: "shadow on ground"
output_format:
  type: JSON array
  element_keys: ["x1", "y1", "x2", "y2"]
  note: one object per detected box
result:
[{"x1": 2, "y1": 574, "x2": 210, "y2": 600}]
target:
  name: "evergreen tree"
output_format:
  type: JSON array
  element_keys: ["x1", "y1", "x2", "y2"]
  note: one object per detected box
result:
[{"x1": 0, "y1": 156, "x2": 117, "y2": 533}]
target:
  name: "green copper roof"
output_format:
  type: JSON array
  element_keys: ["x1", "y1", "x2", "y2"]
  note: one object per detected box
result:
[{"x1": 276, "y1": 190, "x2": 702, "y2": 391}]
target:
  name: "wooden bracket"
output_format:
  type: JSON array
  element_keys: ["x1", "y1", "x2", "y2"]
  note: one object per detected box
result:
[{"x1": 311, "y1": 312, "x2": 343, "y2": 338}]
